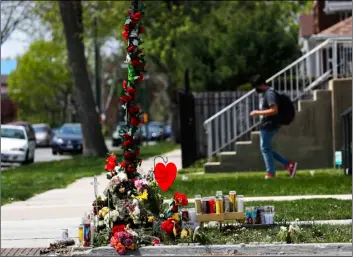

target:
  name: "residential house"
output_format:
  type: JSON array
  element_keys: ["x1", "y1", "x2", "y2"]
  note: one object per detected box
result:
[
  {"x1": 299, "y1": 0, "x2": 352, "y2": 78},
  {"x1": 1, "y1": 59, "x2": 17, "y2": 124}
]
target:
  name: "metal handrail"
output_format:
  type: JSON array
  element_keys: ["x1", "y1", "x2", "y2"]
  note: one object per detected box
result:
[
  {"x1": 204, "y1": 38, "x2": 352, "y2": 128},
  {"x1": 203, "y1": 37, "x2": 352, "y2": 160}
]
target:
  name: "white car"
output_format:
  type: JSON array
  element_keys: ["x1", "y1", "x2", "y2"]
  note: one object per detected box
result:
[{"x1": 1, "y1": 124, "x2": 36, "y2": 164}]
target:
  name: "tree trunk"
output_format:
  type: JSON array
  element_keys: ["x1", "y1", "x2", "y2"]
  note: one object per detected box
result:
[{"x1": 59, "y1": 0, "x2": 108, "y2": 156}]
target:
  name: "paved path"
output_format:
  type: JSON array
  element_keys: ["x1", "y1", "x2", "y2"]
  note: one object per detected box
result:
[{"x1": 1, "y1": 149, "x2": 181, "y2": 248}]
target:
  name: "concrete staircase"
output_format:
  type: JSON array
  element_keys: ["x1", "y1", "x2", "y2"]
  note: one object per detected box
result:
[{"x1": 205, "y1": 89, "x2": 334, "y2": 173}]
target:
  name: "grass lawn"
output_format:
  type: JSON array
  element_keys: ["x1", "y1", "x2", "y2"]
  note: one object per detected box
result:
[
  {"x1": 1, "y1": 142, "x2": 178, "y2": 205},
  {"x1": 164, "y1": 169, "x2": 351, "y2": 198},
  {"x1": 178, "y1": 224, "x2": 352, "y2": 244},
  {"x1": 245, "y1": 199, "x2": 352, "y2": 221}
]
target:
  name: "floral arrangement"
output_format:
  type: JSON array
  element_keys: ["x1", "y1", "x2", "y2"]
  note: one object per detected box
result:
[{"x1": 88, "y1": 2, "x2": 193, "y2": 254}]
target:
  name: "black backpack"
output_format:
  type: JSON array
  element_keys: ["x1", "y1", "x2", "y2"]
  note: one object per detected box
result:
[{"x1": 274, "y1": 91, "x2": 295, "y2": 125}]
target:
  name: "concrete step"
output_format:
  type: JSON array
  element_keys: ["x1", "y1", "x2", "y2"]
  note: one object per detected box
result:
[
  {"x1": 298, "y1": 99, "x2": 315, "y2": 112},
  {"x1": 251, "y1": 131, "x2": 260, "y2": 144},
  {"x1": 204, "y1": 162, "x2": 241, "y2": 173},
  {"x1": 235, "y1": 141, "x2": 252, "y2": 145},
  {"x1": 219, "y1": 151, "x2": 237, "y2": 163},
  {"x1": 204, "y1": 162, "x2": 221, "y2": 173}
]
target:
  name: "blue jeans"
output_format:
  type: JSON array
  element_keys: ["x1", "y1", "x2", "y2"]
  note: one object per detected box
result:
[{"x1": 260, "y1": 129, "x2": 289, "y2": 175}]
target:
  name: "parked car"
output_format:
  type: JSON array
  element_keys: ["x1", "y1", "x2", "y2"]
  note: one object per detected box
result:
[
  {"x1": 112, "y1": 122, "x2": 143, "y2": 147},
  {"x1": 8, "y1": 121, "x2": 36, "y2": 142},
  {"x1": 1, "y1": 124, "x2": 36, "y2": 164},
  {"x1": 51, "y1": 123, "x2": 83, "y2": 155},
  {"x1": 164, "y1": 124, "x2": 172, "y2": 139},
  {"x1": 52, "y1": 128, "x2": 60, "y2": 137},
  {"x1": 33, "y1": 123, "x2": 53, "y2": 147},
  {"x1": 142, "y1": 122, "x2": 166, "y2": 141}
]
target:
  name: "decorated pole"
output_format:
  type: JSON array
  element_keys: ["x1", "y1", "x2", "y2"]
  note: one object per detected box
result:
[{"x1": 105, "y1": 0, "x2": 146, "y2": 180}]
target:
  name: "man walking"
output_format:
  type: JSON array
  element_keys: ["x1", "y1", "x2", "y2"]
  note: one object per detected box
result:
[{"x1": 249, "y1": 75, "x2": 297, "y2": 179}]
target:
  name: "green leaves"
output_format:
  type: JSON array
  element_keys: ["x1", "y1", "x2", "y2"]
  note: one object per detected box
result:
[{"x1": 7, "y1": 39, "x2": 73, "y2": 126}]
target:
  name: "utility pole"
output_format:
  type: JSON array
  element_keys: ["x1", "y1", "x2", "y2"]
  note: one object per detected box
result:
[{"x1": 94, "y1": 14, "x2": 101, "y2": 115}]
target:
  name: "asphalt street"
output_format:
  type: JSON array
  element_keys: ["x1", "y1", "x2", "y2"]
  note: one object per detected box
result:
[{"x1": 0, "y1": 140, "x2": 155, "y2": 170}]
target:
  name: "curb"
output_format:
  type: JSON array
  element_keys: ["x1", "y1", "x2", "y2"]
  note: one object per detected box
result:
[{"x1": 72, "y1": 243, "x2": 352, "y2": 256}]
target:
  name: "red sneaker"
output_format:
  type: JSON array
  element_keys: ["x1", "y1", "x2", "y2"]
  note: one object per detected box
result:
[
  {"x1": 265, "y1": 173, "x2": 276, "y2": 180},
  {"x1": 286, "y1": 161, "x2": 298, "y2": 178}
]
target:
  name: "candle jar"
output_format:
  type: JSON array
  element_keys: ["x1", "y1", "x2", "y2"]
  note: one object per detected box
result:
[
  {"x1": 223, "y1": 196, "x2": 230, "y2": 213},
  {"x1": 216, "y1": 191, "x2": 223, "y2": 197},
  {"x1": 194, "y1": 195, "x2": 202, "y2": 214},
  {"x1": 229, "y1": 191, "x2": 236, "y2": 212},
  {"x1": 215, "y1": 196, "x2": 222, "y2": 214},
  {"x1": 237, "y1": 195, "x2": 244, "y2": 212},
  {"x1": 208, "y1": 197, "x2": 216, "y2": 214}
]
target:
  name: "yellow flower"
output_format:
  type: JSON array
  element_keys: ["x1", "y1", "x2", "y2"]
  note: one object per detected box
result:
[
  {"x1": 171, "y1": 213, "x2": 180, "y2": 222},
  {"x1": 138, "y1": 190, "x2": 148, "y2": 200},
  {"x1": 180, "y1": 229, "x2": 189, "y2": 239},
  {"x1": 148, "y1": 216, "x2": 154, "y2": 223},
  {"x1": 101, "y1": 207, "x2": 110, "y2": 217}
]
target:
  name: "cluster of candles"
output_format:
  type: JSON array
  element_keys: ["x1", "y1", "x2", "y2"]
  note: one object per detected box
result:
[
  {"x1": 194, "y1": 191, "x2": 244, "y2": 214},
  {"x1": 245, "y1": 206, "x2": 275, "y2": 225}
]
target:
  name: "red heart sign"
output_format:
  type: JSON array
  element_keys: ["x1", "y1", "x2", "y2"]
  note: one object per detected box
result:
[{"x1": 154, "y1": 162, "x2": 177, "y2": 192}]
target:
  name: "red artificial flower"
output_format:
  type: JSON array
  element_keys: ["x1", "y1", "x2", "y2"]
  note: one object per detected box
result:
[
  {"x1": 127, "y1": 45, "x2": 136, "y2": 52},
  {"x1": 112, "y1": 224, "x2": 126, "y2": 235},
  {"x1": 127, "y1": 87, "x2": 136, "y2": 95},
  {"x1": 105, "y1": 163, "x2": 115, "y2": 172},
  {"x1": 153, "y1": 239, "x2": 160, "y2": 246},
  {"x1": 119, "y1": 161, "x2": 132, "y2": 168},
  {"x1": 123, "y1": 25, "x2": 129, "y2": 31},
  {"x1": 127, "y1": 9, "x2": 131, "y2": 15},
  {"x1": 131, "y1": 20, "x2": 137, "y2": 27},
  {"x1": 132, "y1": 12, "x2": 142, "y2": 21},
  {"x1": 122, "y1": 31, "x2": 129, "y2": 41},
  {"x1": 139, "y1": 26, "x2": 145, "y2": 33},
  {"x1": 123, "y1": 133, "x2": 132, "y2": 140},
  {"x1": 123, "y1": 140, "x2": 133, "y2": 148},
  {"x1": 134, "y1": 72, "x2": 144, "y2": 82},
  {"x1": 128, "y1": 105, "x2": 140, "y2": 114},
  {"x1": 123, "y1": 151, "x2": 134, "y2": 160},
  {"x1": 127, "y1": 167, "x2": 137, "y2": 173},
  {"x1": 105, "y1": 155, "x2": 117, "y2": 171},
  {"x1": 130, "y1": 116, "x2": 141, "y2": 127},
  {"x1": 171, "y1": 204, "x2": 178, "y2": 212},
  {"x1": 119, "y1": 95, "x2": 132, "y2": 105},
  {"x1": 161, "y1": 218, "x2": 175, "y2": 234},
  {"x1": 130, "y1": 59, "x2": 140, "y2": 67},
  {"x1": 122, "y1": 80, "x2": 127, "y2": 89},
  {"x1": 135, "y1": 150, "x2": 140, "y2": 156},
  {"x1": 174, "y1": 192, "x2": 188, "y2": 206}
]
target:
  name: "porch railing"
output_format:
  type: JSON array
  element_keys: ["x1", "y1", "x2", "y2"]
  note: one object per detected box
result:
[{"x1": 204, "y1": 38, "x2": 352, "y2": 161}]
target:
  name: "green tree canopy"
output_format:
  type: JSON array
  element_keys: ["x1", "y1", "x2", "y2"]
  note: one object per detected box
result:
[{"x1": 7, "y1": 39, "x2": 73, "y2": 126}]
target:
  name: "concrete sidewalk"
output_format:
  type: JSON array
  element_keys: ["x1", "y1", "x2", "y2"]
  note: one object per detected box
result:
[{"x1": 1, "y1": 149, "x2": 182, "y2": 248}]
